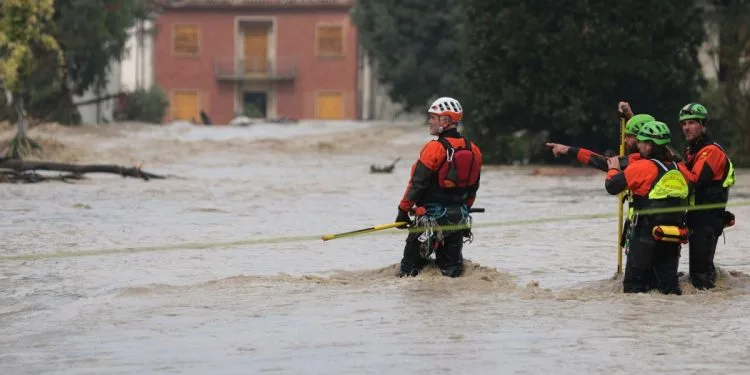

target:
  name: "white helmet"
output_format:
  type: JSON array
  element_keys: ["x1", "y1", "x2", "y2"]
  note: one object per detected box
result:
[{"x1": 428, "y1": 97, "x2": 463, "y2": 122}]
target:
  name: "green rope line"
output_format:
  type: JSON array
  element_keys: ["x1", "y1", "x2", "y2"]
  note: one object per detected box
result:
[{"x1": 1, "y1": 200, "x2": 748, "y2": 262}]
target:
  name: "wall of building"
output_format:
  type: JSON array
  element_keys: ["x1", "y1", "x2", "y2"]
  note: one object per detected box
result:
[
  {"x1": 273, "y1": 10, "x2": 358, "y2": 120},
  {"x1": 154, "y1": 7, "x2": 359, "y2": 124},
  {"x1": 73, "y1": 62, "x2": 122, "y2": 125},
  {"x1": 154, "y1": 11, "x2": 234, "y2": 124},
  {"x1": 121, "y1": 20, "x2": 155, "y2": 91}
]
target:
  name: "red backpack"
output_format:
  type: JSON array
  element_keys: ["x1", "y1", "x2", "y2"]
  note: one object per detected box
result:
[{"x1": 436, "y1": 137, "x2": 480, "y2": 189}]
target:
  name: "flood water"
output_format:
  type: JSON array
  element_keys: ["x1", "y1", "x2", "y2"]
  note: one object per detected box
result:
[{"x1": 2, "y1": 121, "x2": 750, "y2": 374}]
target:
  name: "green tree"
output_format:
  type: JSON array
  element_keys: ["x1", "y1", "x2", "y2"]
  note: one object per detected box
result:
[
  {"x1": 42, "y1": 0, "x2": 152, "y2": 124},
  {"x1": 0, "y1": 0, "x2": 64, "y2": 159},
  {"x1": 1, "y1": 0, "x2": 153, "y2": 126},
  {"x1": 699, "y1": 0, "x2": 750, "y2": 166},
  {"x1": 56, "y1": 0, "x2": 150, "y2": 97},
  {"x1": 462, "y1": 1, "x2": 706, "y2": 163},
  {"x1": 351, "y1": 0, "x2": 464, "y2": 111},
  {"x1": 115, "y1": 86, "x2": 168, "y2": 123}
]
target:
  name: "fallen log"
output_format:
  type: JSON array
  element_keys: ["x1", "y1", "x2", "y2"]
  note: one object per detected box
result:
[
  {"x1": 0, "y1": 169, "x2": 84, "y2": 184},
  {"x1": 0, "y1": 159, "x2": 166, "y2": 182}
]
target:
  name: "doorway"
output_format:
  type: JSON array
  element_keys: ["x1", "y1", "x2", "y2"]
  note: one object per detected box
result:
[{"x1": 243, "y1": 92, "x2": 267, "y2": 118}]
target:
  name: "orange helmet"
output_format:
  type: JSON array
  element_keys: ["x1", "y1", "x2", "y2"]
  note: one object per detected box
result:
[{"x1": 428, "y1": 97, "x2": 463, "y2": 122}]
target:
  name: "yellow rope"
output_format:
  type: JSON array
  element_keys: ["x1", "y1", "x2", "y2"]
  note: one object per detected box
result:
[{"x1": 1, "y1": 200, "x2": 748, "y2": 262}]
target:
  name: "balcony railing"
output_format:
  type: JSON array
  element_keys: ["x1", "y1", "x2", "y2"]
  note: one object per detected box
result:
[{"x1": 213, "y1": 57, "x2": 297, "y2": 81}]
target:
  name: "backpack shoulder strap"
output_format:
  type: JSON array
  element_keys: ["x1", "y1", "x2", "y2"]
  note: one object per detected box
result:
[
  {"x1": 650, "y1": 158, "x2": 669, "y2": 172},
  {"x1": 437, "y1": 136, "x2": 473, "y2": 150},
  {"x1": 437, "y1": 136, "x2": 453, "y2": 151}
]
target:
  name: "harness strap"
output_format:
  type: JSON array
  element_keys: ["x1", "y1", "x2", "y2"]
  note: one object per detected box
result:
[{"x1": 437, "y1": 137, "x2": 471, "y2": 153}]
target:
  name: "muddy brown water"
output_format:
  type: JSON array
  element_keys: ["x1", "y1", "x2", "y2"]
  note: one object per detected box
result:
[{"x1": 2, "y1": 121, "x2": 750, "y2": 374}]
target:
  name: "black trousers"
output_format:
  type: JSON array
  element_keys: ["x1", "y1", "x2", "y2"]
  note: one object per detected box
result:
[
  {"x1": 399, "y1": 230, "x2": 465, "y2": 278},
  {"x1": 624, "y1": 226, "x2": 682, "y2": 295},
  {"x1": 687, "y1": 211, "x2": 725, "y2": 290}
]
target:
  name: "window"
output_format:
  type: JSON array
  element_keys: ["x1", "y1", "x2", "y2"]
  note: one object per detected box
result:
[
  {"x1": 316, "y1": 25, "x2": 344, "y2": 57},
  {"x1": 171, "y1": 90, "x2": 199, "y2": 122},
  {"x1": 316, "y1": 91, "x2": 344, "y2": 119},
  {"x1": 173, "y1": 24, "x2": 200, "y2": 55}
]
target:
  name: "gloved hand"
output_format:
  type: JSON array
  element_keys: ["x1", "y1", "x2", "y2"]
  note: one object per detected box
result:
[
  {"x1": 723, "y1": 211, "x2": 735, "y2": 227},
  {"x1": 395, "y1": 208, "x2": 412, "y2": 229},
  {"x1": 618, "y1": 101, "x2": 633, "y2": 119}
]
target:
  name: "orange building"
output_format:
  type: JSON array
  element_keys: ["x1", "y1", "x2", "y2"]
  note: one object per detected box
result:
[{"x1": 153, "y1": 0, "x2": 360, "y2": 124}]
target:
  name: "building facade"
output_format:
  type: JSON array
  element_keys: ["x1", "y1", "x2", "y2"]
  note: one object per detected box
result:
[
  {"x1": 153, "y1": 0, "x2": 359, "y2": 124},
  {"x1": 121, "y1": 20, "x2": 155, "y2": 92}
]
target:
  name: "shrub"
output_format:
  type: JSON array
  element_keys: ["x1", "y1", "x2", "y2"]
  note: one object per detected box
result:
[{"x1": 115, "y1": 86, "x2": 168, "y2": 124}]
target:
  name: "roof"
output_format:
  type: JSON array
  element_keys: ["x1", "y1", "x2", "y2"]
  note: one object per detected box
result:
[{"x1": 162, "y1": 0, "x2": 354, "y2": 9}]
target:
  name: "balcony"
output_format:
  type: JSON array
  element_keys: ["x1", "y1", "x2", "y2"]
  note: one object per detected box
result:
[{"x1": 213, "y1": 57, "x2": 297, "y2": 82}]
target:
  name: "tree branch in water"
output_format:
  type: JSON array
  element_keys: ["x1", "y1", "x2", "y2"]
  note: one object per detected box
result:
[{"x1": 0, "y1": 159, "x2": 167, "y2": 183}]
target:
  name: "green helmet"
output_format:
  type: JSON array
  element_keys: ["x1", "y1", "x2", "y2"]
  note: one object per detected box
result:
[
  {"x1": 637, "y1": 121, "x2": 671, "y2": 145},
  {"x1": 679, "y1": 103, "x2": 708, "y2": 123},
  {"x1": 625, "y1": 114, "x2": 656, "y2": 136}
]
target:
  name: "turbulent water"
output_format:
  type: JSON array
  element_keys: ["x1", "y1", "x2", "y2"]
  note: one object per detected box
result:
[{"x1": 2, "y1": 120, "x2": 750, "y2": 374}]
